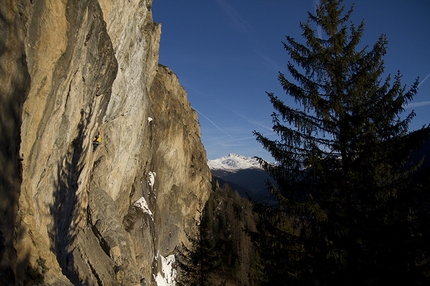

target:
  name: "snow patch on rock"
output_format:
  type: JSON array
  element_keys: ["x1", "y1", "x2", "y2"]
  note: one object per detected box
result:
[
  {"x1": 134, "y1": 197, "x2": 153, "y2": 220},
  {"x1": 148, "y1": 171, "x2": 156, "y2": 188},
  {"x1": 154, "y1": 253, "x2": 176, "y2": 286}
]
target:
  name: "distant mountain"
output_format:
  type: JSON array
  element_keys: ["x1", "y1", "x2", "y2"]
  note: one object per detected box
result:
[
  {"x1": 208, "y1": 153, "x2": 262, "y2": 171},
  {"x1": 209, "y1": 154, "x2": 278, "y2": 205},
  {"x1": 209, "y1": 136, "x2": 430, "y2": 206}
]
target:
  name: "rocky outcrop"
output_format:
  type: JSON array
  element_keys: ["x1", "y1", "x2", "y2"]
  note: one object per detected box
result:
[{"x1": 0, "y1": 0, "x2": 211, "y2": 285}]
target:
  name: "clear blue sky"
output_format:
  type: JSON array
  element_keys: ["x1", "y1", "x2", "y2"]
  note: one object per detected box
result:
[{"x1": 152, "y1": 0, "x2": 430, "y2": 161}]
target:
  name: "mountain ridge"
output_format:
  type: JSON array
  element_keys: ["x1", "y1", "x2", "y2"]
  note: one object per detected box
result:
[
  {"x1": 208, "y1": 153, "x2": 263, "y2": 171},
  {"x1": 209, "y1": 154, "x2": 277, "y2": 205}
]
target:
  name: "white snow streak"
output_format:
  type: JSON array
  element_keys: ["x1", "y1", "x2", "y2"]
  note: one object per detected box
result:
[
  {"x1": 133, "y1": 197, "x2": 153, "y2": 220},
  {"x1": 148, "y1": 171, "x2": 156, "y2": 188},
  {"x1": 154, "y1": 254, "x2": 176, "y2": 286}
]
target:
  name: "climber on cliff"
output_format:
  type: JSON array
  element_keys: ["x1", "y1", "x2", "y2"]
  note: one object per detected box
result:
[{"x1": 93, "y1": 131, "x2": 101, "y2": 151}]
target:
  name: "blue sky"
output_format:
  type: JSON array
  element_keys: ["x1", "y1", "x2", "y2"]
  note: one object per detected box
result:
[{"x1": 152, "y1": 0, "x2": 430, "y2": 161}]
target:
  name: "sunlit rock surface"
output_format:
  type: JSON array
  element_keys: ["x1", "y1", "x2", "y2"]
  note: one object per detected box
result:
[{"x1": 0, "y1": 0, "x2": 211, "y2": 284}]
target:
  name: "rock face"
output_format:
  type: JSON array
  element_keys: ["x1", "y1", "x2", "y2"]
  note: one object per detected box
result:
[{"x1": 0, "y1": 0, "x2": 211, "y2": 285}]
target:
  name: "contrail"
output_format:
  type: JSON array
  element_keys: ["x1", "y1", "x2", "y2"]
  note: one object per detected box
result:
[
  {"x1": 223, "y1": 131, "x2": 277, "y2": 144},
  {"x1": 215, "y1": 0, "x2": 253, "y2": 35},
  {"x1": 405, "y1": 101, "x2": 430, "y2": 109},
  {"x1": 418, "y1": 72, "x2": 430, "y2": 88},
  {"x1": 252, "y1": 49, "x2": 284, "y2": 73},
  {"x1": 232, "y1": 109, "x2": 273, "y2": 132},
  {"x1": 194, "y1": 108, "x2": 236, "y2": 140}
]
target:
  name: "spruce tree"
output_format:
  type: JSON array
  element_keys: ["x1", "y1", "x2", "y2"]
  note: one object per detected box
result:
[
  {"x1": 253, "y1": 0, "x2": 430, "y2": 284},
  {"x1": 175, "y1": 206, "x2": 218, "y2": 286}
]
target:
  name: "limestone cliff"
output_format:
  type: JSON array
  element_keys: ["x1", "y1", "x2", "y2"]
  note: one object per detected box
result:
[{"x1": 0, "y1": 0, "x2": 211, "y2": 285}]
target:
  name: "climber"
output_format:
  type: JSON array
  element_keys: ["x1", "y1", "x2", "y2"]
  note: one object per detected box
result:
[{"x1": 93, "y1": 131, "x2": 101, "y2": 151}]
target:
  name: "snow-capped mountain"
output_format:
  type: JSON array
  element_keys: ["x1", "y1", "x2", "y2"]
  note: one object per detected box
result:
[
  {"x1": 207, "y1": 153, "x2": 263, "y2": 171},
  {"x1": 208, "y1": 154, "x2": 278, "y2": 205}
]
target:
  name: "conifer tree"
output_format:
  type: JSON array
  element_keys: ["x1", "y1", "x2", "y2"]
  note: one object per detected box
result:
[
  {"x1": 253, "y1": 0, "x2": 430, "y2": 284},
  {"x1": 175, "y1": 206, "x2": 218, "y2": 286}
]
